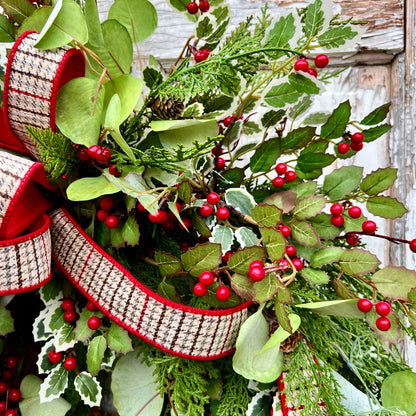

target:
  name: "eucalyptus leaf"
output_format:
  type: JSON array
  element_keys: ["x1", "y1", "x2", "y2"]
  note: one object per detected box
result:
[
  {"x1": 295, "y1": 299, "x2": 365, "y2": 319},
  {"x1": 381, "y1": 371, "x2": 416, "y2": 415},
  {"x1": 66, "y1": 175, "x2": 119, "y2": 201}
]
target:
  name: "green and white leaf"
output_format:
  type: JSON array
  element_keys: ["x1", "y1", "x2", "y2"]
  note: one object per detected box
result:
[
  {"x1": 53, "y1": 322, "x2": 76, "y2": 351},
  {"x1": 209, "y1": 225, "x2": 234, "y2": 253},
  {"x1": 74, "y1": 372, "x2": 102, "y2": 407},
  {"x1": 225, "y1": 188, "x2": 256, "y2": 216},
  {"x1": 235, "y1": 227, "x2": 259, "y2": 248},
  {"x1": 39, "y1": 366, "x2": 69, "y2": 403}
]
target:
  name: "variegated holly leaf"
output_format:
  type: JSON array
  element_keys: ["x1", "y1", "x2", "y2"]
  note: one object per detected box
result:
[
  {"x1": 235, "y1": 227, "x2": 259, "y2": 247},
  {"x1": 209, "y1": 225, "x2": 234, "y2": 253},
  {"x1": 39, "y1": 366, "x2": 68, "y2": 403},
  {"x1": 74, "y1": 372, "x2": 102, "y2": 407}
]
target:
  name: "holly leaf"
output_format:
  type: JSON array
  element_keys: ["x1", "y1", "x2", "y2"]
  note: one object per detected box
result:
[
  {"x1": 251, "y1": 204, "x2": 283, "y2": 227},
  {"x1": 87, "y1": 336, "x2": 107, "y2": 377},
  {"x1": 0, "y1": 306, "x2": 14, "y2": 336},
  {"x1": 310, "y1": 247, "x2": 344, "y2": 267},
  {"x1": 322, "y1": 165, "x2": 363, "y2": 200},
  {"x1": 246, "y1": 392, "x2": 274, "y2": 416},
  {"x1": 74, "y1": 372, "x2": 102, "y2": 407},
  {"x1": 296, "y1": 151, "x2": 335, "y2": 172},
  {"x1": 372, "y1": 266, "x2": 416, "y2": 301},
  {"x1": 260, "y1": 227, "x2": 286, "y2": 261},
  {"x1": 293, "y1": 196, "x2": 325, "y2": 220},
  {"x1": 191, "y1": 212, "x2": 212, "y2": 238},
  {"x1": 360, "y1": 168, "x2": 398, "y2": 195},
  {"x1": 75, "y1": 308, "x2": 104, "y2": 342},
  {"x1": 228, "y1": 246, "x2": 266, "y2": 275},
  {"x1": 0, "y1": 15, "x2": 13, "y2": 41},
  {"x1": 339, "y1": 249, "x2": 380, "y2": 276},
  {"x1": 157, "y1": 282, "x2": 184, "y2": 304},
  {"x1": 230, "y1": 273, "x2": 255, "y2": 301},
  {"x1": 121, "y1": 215, "x2": 140, "y2": 246},
  {"x1": 264, "y1": 82, "x2": 302, "y2": 108},
  {"x1": 182, "y1": 242, "x2": 222, "y2": 277},
  {"x1": 362, "y1": 124, "x2": 391, "y2": 142},
  {"x1": 154, "y1": 251, "x2": 182, "y2": 276},
  {"x1": 302, "y1": 0, "x2": 324, "y2": 38},
  {"x1": 301, "y1": 268, "x2": 329, "y2": 285},
  {"x1": 366, "y1": 309, "x2": 401, "y2": 344},
  {"x1": 209, "y1": 225, "x2": 234, "y2": 253},
  {"x1": 308, "y1": 213, "x2": 340, "y2": 239},
  {"x1": 320, "y1": 100, "x2": 351, "y2": 140},
  {"x1": 266, "y1": 13, "x2": 296, "y2": 49},
  {"x1": 361, "y1": 103, "x2": 391, "y2": 126},
  {"x1": 39, "y1": 366, "x2": 68, "y2": 402},
  {"x1": 317, "y1": 26, "x2": 358, "y2": 48},
  {"x1": 291, "y1": 221, "x2": 320, "y2": 247},
  {"x1": 334, "y1": 279, "x2": 358, "y2": 300},
  {"x1": 107, "y1": 323, "x2": 133, "y2": 354},
  {"x1": 250, "y1": 139, "x2": 281, "y2": 173},
  {"x1": 261, "y1": 109, "x2": 285, "y2": 128},
  {"x1": 281, "y1": 126, "x2": 316, "y2": 151},
  {"x1": 288, "y1": 73, "x2": 320, "y2": 95},
  {"x1": 253, "y1": 273, "x2": 279, "y2": 303},
  {"x1": 366, "y1": 196, "x2": 407, "y2": 219}
]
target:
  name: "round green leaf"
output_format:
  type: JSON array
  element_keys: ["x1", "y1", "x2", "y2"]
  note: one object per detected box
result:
[
  {"x1": 18, "y1": 7, "x2": 52, "y2": 37},
  {"x1": 381, "y1": 371, "x2": 416, "y2": 415},
  {"x1": 66, "y1": 175, "x2": 119, "y2": 201},
  {"x1": 108, "y1": 0, "x2": 158, "y2": 43},
  {"x1": 295, "y1": 299, "x2": 365, "y2": 319},
  {"x1": 56, "y1": 78, "x2": 105, "y2": 147}
]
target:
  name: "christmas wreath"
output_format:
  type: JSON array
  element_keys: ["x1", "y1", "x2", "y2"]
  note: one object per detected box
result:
[{"x1": 0, "y1": 0, "x2": 415, "y2": 415}]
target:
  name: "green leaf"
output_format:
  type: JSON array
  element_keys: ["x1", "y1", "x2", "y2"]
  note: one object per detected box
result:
[
  {"x1": 155, "y1": 251, "x2": 182, "y2": 276},
  {"x1": 66, "y1": 175, "x2": 119, "y2": 201},
  {"x1": 35, "y1": 0, "x2": 88, "y2": 49},
  {"x1": 320, "y1": 100, "x2": 351, "y2": 140},
  {"x1": 246, "y1": 393, "x2": 274, "y2": 416},
  {"x1": 361, "y1": 102, "x2": 391, "y2": 125},
  {"x1": 75, "y1": 308, "x2": 103, "y2": 341},
  {"x1": 228, "y1": 246, "x2": 266, "y2": 275},
  {"x1": 301, "y1": 268, "x2": 329, "y2": 285},
  {"x1": 210, "y1": 225, "x2": 234, "y2": 253},
  {"x1": 302, "y1": 0, "x2": 324, "y2": 38},
  {"x1": 253, "y1": 273, "x2": 279, "y2": 303},
  {"x1": 295, "y1": 299, "x2": 365, "y2": 319},
  {"x1": 0, "y1": 15, "x2": 13, "y2": 41},
  {"x1": 196, "y1": 15, "x2": 214, "y2": 38},
  {"x1": 261, "y1": 110, "x2": 285, "y2": 129},
  {"x1": 143, "y1": 66, "x2": 164, "y2": 90},
  {"x1": 291, "y1": 221, "x2": 320, "y2": 247},
  {"x1": 310, "y1": 247, "x2": 344, "y2": 268},
  {"x1": 296, "y1": 152, "x2": 335, "y2": 172},
  {"x1": 112, "y1": 351, "x2": 164, "y2": 416},
  {"x1": 178, "y1": 181, "x2": 192, "y2": 204},
  {"x1": 266, "y1": 13, "x2": 296, "y2": 48},
  {"x1": 230, "y1": 273, "x2": 254, "y2": 300},
  {"x1": 121, "y1": 215, "x2": 140, "y2": 246},
  {"x1": 103, "y1": 166, "x2": 147, "y2": 199},
  {"x1": 87, "y1": 336, "x2": 106, "y2": 377},
  {"x1": 56, "y1": 78, "x2": 105, "y2": 147},
  {"x1": 204, "y1": 282, "x2": 243, "y2": 308},
  {"x1": 40, "y1": 278, "x2": 62, "y2": 304},
  {"x1": 233, "y1": 306, "x2": 284, "y2": 383},
  {"x1": 107, "y1": 323, "x2": 133, "y2": 354},
  {"x1": 84, "y1": 0, "x2": 104, "y2": 47},
  {"x1": 0, "y1": 306, "x2": 14, "y2": 336},
  {"x1": 308, "y1": 213, "x2": 340, "y2": 239},
  {"x1": 191, "y1": 212, "x2": 212, "y2": 238},
  {"x1": 317, "y1": 26, "x2": 358, "y2": 48},
  {"x1": 235, "y1": 227, "x2": 259, "y2": 247},
  {"x1": 303, "y1": 112, "x2": 330, "y2": 125},
  {"x1": 366, "y1": 308, "x2": 401, "y2": 344},
  {"x1": 250, "y1": 139, "x2": 281, "y2": 173},
  {"x1": 372, "y1": 266, "x2": 416, "y2": 301},
  {"x1": 39, "y1": 366, "x2": 68, "y2": 401},
  {"x1": 366, "y1": 196, "x2": 407, "y2": 219},
  {"x1": 288, "y1": 73, "x2": 320, "y2": 95},
  {"x1": 0, "y1": 0, "x2": 36, "y2": 24},
  {"x1": 17, "y1": 6, "x2": 52, "y2": 36},
  {"x1": 339, "y1": 249, "x2": 380, "y2": 276},
  {"x1": 292, "y1": 181, "x2": 317, "y2": 201},
  {"x1": 20, "y1": 375, "x2": 71, "y2": 416},
  {"x1": 293, "y1": 196, "x2": 325, "y2": 220},
  {"x1": 181, "y1": 242, "x2": 222, "y2": 277},
  {"x1": 218, "y1": 167, "x2": 245, "y2": 188},
  {"x1": 157, "y1": 282, "x2": 184, "y2": 304},
  {"x1": 225, "y1": 188, "x2": 256, "y2": 216},
  {"x1": 281, "y1": 126, "x2": 316, "y2": 151},
  {"x1": 108, "y1": 0, "x2": 158, "y2": 43},
  {"x1": 260, "y1": 227, "x2": 286, "y2": 261},
  {"x1": 251, "y1": 204, "x2": 282, "y2": 227},
  {"x1": 264, "y1": 82, "x2": 302, "y2": 108},
  {"x1": 381, "y1": 371, "x2": 416, "y2": 415},
  {"x1": 333, "y1": 279, "x2": 358, "y2": 300},
  {"x1": 322, "y1": 165, "x2": 363, "y2": 200},
  {"x1": 362, "y1": 124, "x2": 391, "y2": 142},
  {"x1": 259, "y1": 314, "x2": 301, "y2": 354},
  {"x1": 360, "y1": 167, "x2": 397, "y2": 195},
  {"x1": 74, "y1": 372, "x2": 102, "y2": 407}
]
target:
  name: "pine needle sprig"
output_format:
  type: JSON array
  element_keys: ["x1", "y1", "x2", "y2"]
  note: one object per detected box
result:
[{"x1": 26, "y1": 126, "x2": 78, "y2": 180}]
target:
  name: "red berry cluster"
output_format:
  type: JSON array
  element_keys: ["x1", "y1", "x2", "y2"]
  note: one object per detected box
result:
[
  {"x1": 76, "y1": 144, "x2": 121, "y2": 176},
  {"x1": 357, "y1": 299, "x2": 392, "y2": 331},
  {"x1": 337, "y1": 132, "x2": 365, "y2": 155},
  {"x1": 206, "y1": 192, "x2": 230, "y2": 221},
  {"x1": 0, "y1": 356, "x2": 21, "y2": 416},
  {"x1": 329, "y1": 203, "x2": 362, "y2": 228},
  {"x1": 186, "y1": 0, "x2": 210, "y2": 14},
  {"x1": 97, "y1": 196, "x2": 120, "y2": 229},
  {"x1": 248, "y1": 260, "x2": 265, "y2": 282},
  {"x1": 62, "y1": 298, "x2": 78, "y2": 323},
  {"x1": 293, "y1": 54, "x2": 329, "y2": 77},
  {"x1": 211, "y1": 146, "x2": 226, "y2": 170},
  {"x1": 194, "y1": 48, "x2": 211, "y2": 63},
  {"x1": 272, "y1": 163, "x2": 296, "y2": 189},
  {"x1": 193, "y1": 271, "x2": 231, "y2": 301}
]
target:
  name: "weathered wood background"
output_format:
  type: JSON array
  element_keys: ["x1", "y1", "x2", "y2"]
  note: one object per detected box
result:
[{"x1": 97, "y1": 0, "x2": 416, "y2": 364}]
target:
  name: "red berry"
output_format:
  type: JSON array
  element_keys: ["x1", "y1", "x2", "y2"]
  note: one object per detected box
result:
[
  {"x1": 48, "y1": 350, "x2": 63, "y2": 363},
  {"x1": 222, "y1": 251, "x2": 233, "y2": 263},
  {"x1": 77, "y1": 146, "x2": 90, "y2": 161},
  {"x1": 195, "y1": 49, "x2": 209, "y2": 63},
  {"x1": 87, "y1": 144, "x2": 100, "y2": 160},
  {"x1": 346, "y1": 233, "x2": 360, "y2": 246},
  {"x1": 285, "y1": 170, "x2": 297, "y2": 182},
  {"x1": 362, "y1": 220, "x2": 377, "y2": 234},
  {"x1": 95, "y1": 146, "x2": 111, "y2": 164},
  {"x1": 376, "y1": 316, "x2": 391, "y2": 331},
  {"x1": 0, "y1": 401, "x2": 6, "y2": 412},
  {"x1": 216, "y1": 157, "x2": 226, "y2": 170},
  {"x1": 87, "y1": 300, "x2": 99, "y2": 311},
  {"x1": 199, "y1": 271, "x2": 215, "y2": 286},
  {"x1": 307, "y1": 67, "x2": 318, "y2": 77},
  {"x1": 211, "y1": 146, "x2": 223, "y2": 157},
  {"x1": 4, "y1": 356, "x2": 18, "y2": 369},
  {"x1": 348, "y1": 206, "x2": 362, "y2": 219},
  {"x1": 249, "y1": 260, "x2": 264, "y2": 270},
  {"x1": 351, "y1": 141, "x2": 364, "y2": 152},
  {"x1": 64, "y1": 357, "x2": 77, "y2": 371},
  {"x1": 64, "y1": 310, "x2": 77, "y2": 323},
  {"x1": 199, "y1": 0, "x2": 210, "y2": 12},
  {"x1": 331, "y1": 215, "x2": 344, "y2": 227},
  {"x1": 357, "y1": 298, "x2": 373, "y2": 313},
  {"x1": 62, "y1": 298, "x2": 75, "y2": 311},
  {"x1": 278, "y1": 259, "x2": 290, "y2": 271},
  {"x1": 285, "y1": 245, "x2": 296, "y2": 257},
  {"x1": 97, "y1": 209, "x2": 110, "y2": 222},
  {"x1": 193, "y1": 282, "x2": 208, "y2": 297},
  {"x1": 207, "y1": 192, "x2": 220, "y2": 205},
  {"x1": 148, "y1": 210, "x2": 168, "y2": 224},
  {"x1": 223, "y1": 116, "x2": 233, "y2": 127},
  {"x1": 275, "y1": 163, "x2": 287, "y2": 175},
  {"x1": 375, "y1": 301, "x2": 391, "y2": 317},
  {"x1": 314, "y1": 54, "x2": 329, "y2": 68},
  {"x1": 109, "y1": 164, "x2": 122, "y2": 177},
  {"x1": 199, "y1": 204, "x2": 213, "y2": 217},
  {"x1": 216, "y1": 207, "x2": 230, "y2": 221},
  {"x1": 105, "y1": 215, "x2": 120, "y2": 229},
  {"x1": 351, "y1": 132, "x2": 365, "y2": 143},
  {"x1": 248, "y1": 266, "x2": 265, "y2": 282},
  {"x1": 8, "y1": 388, "x2": 21, "y2": 402},
  {"x1": 0, "y1": 382, "x2": 7, "y2": 394},
  {"x1": 410, "y1": 239, "x2": 416, "y2": 252},
  {"x1": 187, "y1": 1, "x2": 198, "y2": 14},
  {"x1": 294, "y1": 59, "x2": 309, "y2": 72},
  {"x1": 87, "y1": 316, "x2": 101, "y2": 330},
  {"x1": 292, "y1": 258, "x2": 303, "y2": 271},
  {"x1": 216, "y1": 286, "x2": 231, "y2": 302},
  {"x1": 272, "y1": 177, "x2": 285, "y2": 189},
  {"x1": 137, "y1": 202, "x2": 147, "y2": 212},
  {"x1": 279, "y1": 225, "x2": 291, "y2": 237},
  {"x1": 179, "y1": 217, "x2": 192, "y2": 230},
  {"x1": 100, "y1": 196, "x2": 114, "y2": 211},
  {"x1": 337, "y1": 142, "x2": 350, "y2": 154},
  {"x1": 330, "y1": 203, "x2": 343, "y2": 215},
  {"x1": 4, "y1": 410, "x2": 18, "y2": 416}
]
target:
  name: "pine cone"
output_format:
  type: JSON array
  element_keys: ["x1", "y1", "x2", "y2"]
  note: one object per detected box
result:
[
  {"x1": 149, "y1": 94, "x2": 184, "y2": 120},
  {"x1": 280, "y1": 331, "x2": 304, "y2": 354}
]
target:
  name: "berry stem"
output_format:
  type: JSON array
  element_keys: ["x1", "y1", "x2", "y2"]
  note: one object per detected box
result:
[{"x1": 341, "y1": 231, "x2": 410, "y2": 245}]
